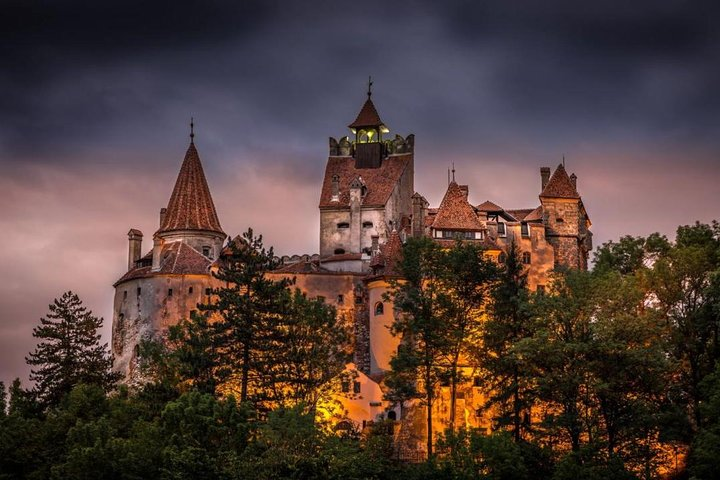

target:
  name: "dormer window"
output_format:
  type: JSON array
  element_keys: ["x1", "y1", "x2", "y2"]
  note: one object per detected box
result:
[
  {"x1": 497, "y1": 222, "x2": 506, "y2": 237},
  {"x1": 202, "y1": 246, "x2": 212, "y2": 258},
  {"x1": 521, "y1": 222, "x2": 529, "y2": 237},
  {"x1": 337, "y1": 222, "x2": 350, "y2": 229}
]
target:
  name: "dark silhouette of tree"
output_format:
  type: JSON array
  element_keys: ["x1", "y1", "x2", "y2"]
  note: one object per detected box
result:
[{"x1": 26, "y1": 291, "x2": 119, "y2": 408}]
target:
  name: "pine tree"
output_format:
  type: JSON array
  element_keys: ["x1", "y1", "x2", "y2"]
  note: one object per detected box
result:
[{"x1": 26, "y1": 291, "x2": 119, "y2": 408}]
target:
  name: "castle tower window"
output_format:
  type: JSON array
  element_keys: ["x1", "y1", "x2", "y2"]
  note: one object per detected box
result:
[
  {"x1": 168, "y1": 288, "x2": 173, "y2": 297},
  {"x1": 136, "y1": 287, "x2": 141, "y2": 296},
  {"x1": 341, "y1": 380, "x2": 350, "y2": 393},
  {"x1": 522, "y1": 252, "x2": 531, "y2": 264},
  {"x1": 334, "y1": 248, "x2": 345, "y2": 255},
  {"x1": 473, "y1": 376, "x2": 482, "y2": 387},
  {"x1": 387, "y1": 410, "x2": 397, "y2": 421},
  {"x1": 337, "y1": 294, "x2": 344, "y2": 305},
  {"x1": 123, "y1": 290, "x2": 127, "y2": 300},
  {"x1": 556, "y1": 218, "x2": 564, "y2": 223},
  {"x1": 362, "y1": 221, "x2": 373, "y2": 228},
  {"x1": 497, "y1": 222, "x2": 506, "y2": 237},
  {"x1": 337, "y1": 222, "x2": 350, "y2": 229},
  {"x1": 498, "y1": 253, "x2": 507, "y2": 264},
  {"x1": 521, "y1": 222, "x2": 529, "y2": 237},
  {"x1": 353, "y1": 381, "x2": 361, "y2": 393},
  {"x1": 205, "y1": 288, "x2": 211, "y2": 296},
  {"x1": 374, "y1": 302, "x2": 384, "y2": 316},
  {"x1": 188, "y1": 286, "x2": 193, "y2": 294}
]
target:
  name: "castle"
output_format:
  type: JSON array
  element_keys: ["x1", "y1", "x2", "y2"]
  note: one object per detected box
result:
[{"x1": 112, "y1": 89, "x2": 592, "y2": 429}]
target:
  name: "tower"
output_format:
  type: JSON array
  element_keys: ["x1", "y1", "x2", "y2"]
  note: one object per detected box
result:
[
  {"x1": 111, "y1": 126, "x2": 226, "y2": 384},
  {"x1": 539, "y1": 164, "x2": 592, "y2": 270},
  {"x1": 320, "y1": 85, "x2": 415, "y2": 269}
]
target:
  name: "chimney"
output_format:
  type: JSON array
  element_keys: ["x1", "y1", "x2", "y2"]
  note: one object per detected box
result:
[
  {"x1": 127, "y1": 229, "x2": 143, "y2": 271},
  {"x1": 159, "y1": 207, "x2": 167, "y2": 227},
  {"x1": 570, "y1": 173, "x2": 577, "y2": 190},
  {"x1": 541, "y1": 167, "x2": 551, "y2": 191}
]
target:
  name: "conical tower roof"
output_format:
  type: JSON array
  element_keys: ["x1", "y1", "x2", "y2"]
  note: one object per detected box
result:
[
  {"x1": 540, "y1": 164, "x2": 580, "y2": 199},
  {"x1": 156, "y1": 141, "x2": 225, "y2": 236},
  {"x1": 348, "y1": 97, "x2": 385, "y2": 129}
]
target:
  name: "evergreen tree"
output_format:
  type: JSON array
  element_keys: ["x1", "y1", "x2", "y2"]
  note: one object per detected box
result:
[
  {"x1": 480, "y1": 241, "x2": 535, "y2": 442},
  {"x1": 26, "y1": 291, "x2": 119, "y2": 408}
]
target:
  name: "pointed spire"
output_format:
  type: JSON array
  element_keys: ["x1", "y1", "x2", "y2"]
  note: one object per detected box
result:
[
  {"x1": 156, "y1": 138, "x2": 225, "y2": 236},
  {"x1": 348, "y1": 79, "x2": 387, "y2": 132},
  {"x1": 540, "y1": 163, "x2": 580, "y2": 199}
]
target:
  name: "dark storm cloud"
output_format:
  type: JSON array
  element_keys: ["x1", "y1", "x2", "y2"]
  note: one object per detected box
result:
[{"x1": 1, "y1": 0, "x2": 720, "y2": 386}]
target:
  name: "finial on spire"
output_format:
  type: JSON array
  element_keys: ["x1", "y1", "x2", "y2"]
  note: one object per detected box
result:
[
  {"x1": 452, "y1": 162, "x2": 456, "y2": 182},
  {"x1": 367, "y1": 76, "x2": 373, "y2": 98},
  {"x1": 447, "y1": 167, "x2": 450, "y2": 185},
  {"x1": 190, "y1": 117, "x2": 195, "y2": 143},
  {"x1": 562, "y1": 154, "x2": 565, "y2": 167}
]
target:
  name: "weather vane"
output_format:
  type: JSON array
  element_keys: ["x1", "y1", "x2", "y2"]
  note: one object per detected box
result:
[
  {"x1": 190, "y1": 117, "x2": 195, "y2": 142},
  {"x1": 368, "y1": 76, "x2": 373, "y2": 98}
]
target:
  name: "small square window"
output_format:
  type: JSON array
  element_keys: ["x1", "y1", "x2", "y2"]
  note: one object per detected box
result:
[
  {"x1": 337, "y1": 294, "x2": 344, "y2": 305},
  {"x1": 341, "y1": 381, "x2": 350, "y2": 393},
  {"x1": 353, "y1": 381, "x2": 361, "y2": 394},
  {"x1": 168, "y1": 288, "x2": 173, "y2": 297},
  {"x1": 205, "y1": 288, "x2": 211, "y2": 296},
  {"x1": 497, "y1": 222, "x2": 506, "y2": 237}
]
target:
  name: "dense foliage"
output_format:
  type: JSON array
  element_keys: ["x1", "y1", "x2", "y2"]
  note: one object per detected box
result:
[{"x1": 1, "y1": 222, "x2": 719, "y2": 479}]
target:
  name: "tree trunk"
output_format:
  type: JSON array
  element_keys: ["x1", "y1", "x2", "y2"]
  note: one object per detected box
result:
[
  {"x1": 426, "y1": 368, "x2": 434, "y2": 459},
  {"x1": 513, "y1": 367, "x2": 521, "y2": 442},
  {"x1": 241, "y1": 341, "x2": 250, "y2": 403}
]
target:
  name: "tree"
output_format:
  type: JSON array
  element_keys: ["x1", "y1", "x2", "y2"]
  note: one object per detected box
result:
[
  {"x1": 26, "y1": 291, "x2": 119, "y2": 408},
  {"x1": 480, "y1": 241, "x2": 535, "y2": 442}
]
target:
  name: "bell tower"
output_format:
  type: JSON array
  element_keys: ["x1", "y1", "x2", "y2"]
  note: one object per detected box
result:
[{"x1": 348, "y1": 77, "x2": 390, "y2": 169}]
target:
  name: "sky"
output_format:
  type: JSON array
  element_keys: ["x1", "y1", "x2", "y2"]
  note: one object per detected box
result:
[{"x1": 1, "y1": 0, "x2": 719, "y2": 387}]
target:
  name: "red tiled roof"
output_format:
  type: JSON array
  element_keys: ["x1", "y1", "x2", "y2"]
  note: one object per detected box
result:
[
  {"x1": 157, "y1": 142, "x2": 225, "y2": 236},
  {"x1": 540, "y1": 164, "x2": 580, "y2": 199},
  {"x1": 477, "y1": 200, "x2": 504, "y2": 212},
  {"x1": 319, "y1": 154, "x2": 412, "y2": 208},
  {"x1": 524, "y1": 205, "x2": 544, "y2": 222},
  {"x1": 370, "y1": 230, "x2": 403, "y2": 276},
  {"x1": 506, "y1": 209, "x2": 535, "y2": 221},
  {"x1": 431, "y1": 182, "x2": 484, "y2": 231},
  {"x1": 114, "y1": 241, "x2": 212, "y2": 286},
  {"x1": 348, "y1": 98, "x2": 385, "y2": 129}
]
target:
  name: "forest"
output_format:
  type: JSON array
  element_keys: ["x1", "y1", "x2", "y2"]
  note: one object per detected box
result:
[{"x1": 1, "y1": 222, "x2": 719, "y2": 480}]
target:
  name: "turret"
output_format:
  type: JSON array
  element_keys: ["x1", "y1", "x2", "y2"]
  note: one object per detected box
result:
[{"x1": 348, "y1": 78, "x2": 389, "y2": 169}]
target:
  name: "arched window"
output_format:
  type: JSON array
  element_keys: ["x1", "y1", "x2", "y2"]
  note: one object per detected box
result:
[
  {"x1": 387, "y1": 410, "x2": 397, "y2": 421},
  {"x1": 375, "y1": 302, "x2": 384, "y2": 316},
  {"x1": 522, "y1": 252, "x2": 531, "y2": 264}
]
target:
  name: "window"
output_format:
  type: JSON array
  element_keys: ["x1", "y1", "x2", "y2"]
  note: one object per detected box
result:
[
  {"x1": 337, "y1": 294, "x2": 344, "y2": 305},
  {"x1": 521, "y1": 222, "x2": 529, "y2": 237},
  {"x1": 375, "y1": 302, "x2": 384, "y2": 316},
  {"x1": 362, "y1": 221, "x2": 373, "y2": 228},
  {"x1": 334, "y1": 248, "x2": 345, "y2": 255},
  {"x1": 353, "y1": 381, "x2": 361, "y2": 394},
  {"x1": 556, "y1": 218, "x2": 564, "y2": 223},
  {"x1": 189, "y1": 286, "x2": 193, "y2": 294},
  {"x1": 202, "y1": 246, "x2": 211, "y2": 257},
  {"x1": 522, "y1": 252, "x2": 531, "y2": 265},
  {"x1": 123, "y1": 290, "x2": 127, "y2": 300},
  {"x1": 498, "y1": 253, "x2": 506, "y2": 264},
  {"x1": 168, "y1": 288, "x2": 173, "y2": 297},
  {"x1": 205, "y1": 288, "x2": 211, "y2": 296},
  {"x1": 317, "y1": 296, "x2": 326, "y2": 303},
  {"x1": 136, "y1": 287, "x2": 141, "y2": 296},
  {"x1": 387, "y1": 410, "x2": 397, "y2": 421},
  {"x1": 497, "y1": 222, "x2": 506, "y2": 237},
  {"x1": 337, "y1": 222, "x2": 350, "y2": 229},
  {"x1": 473, "y1": 376, "x2": 482, "y2": 387},
  {"x1": 341, "y1": 380, "x2": 350, "y2": 393}
]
